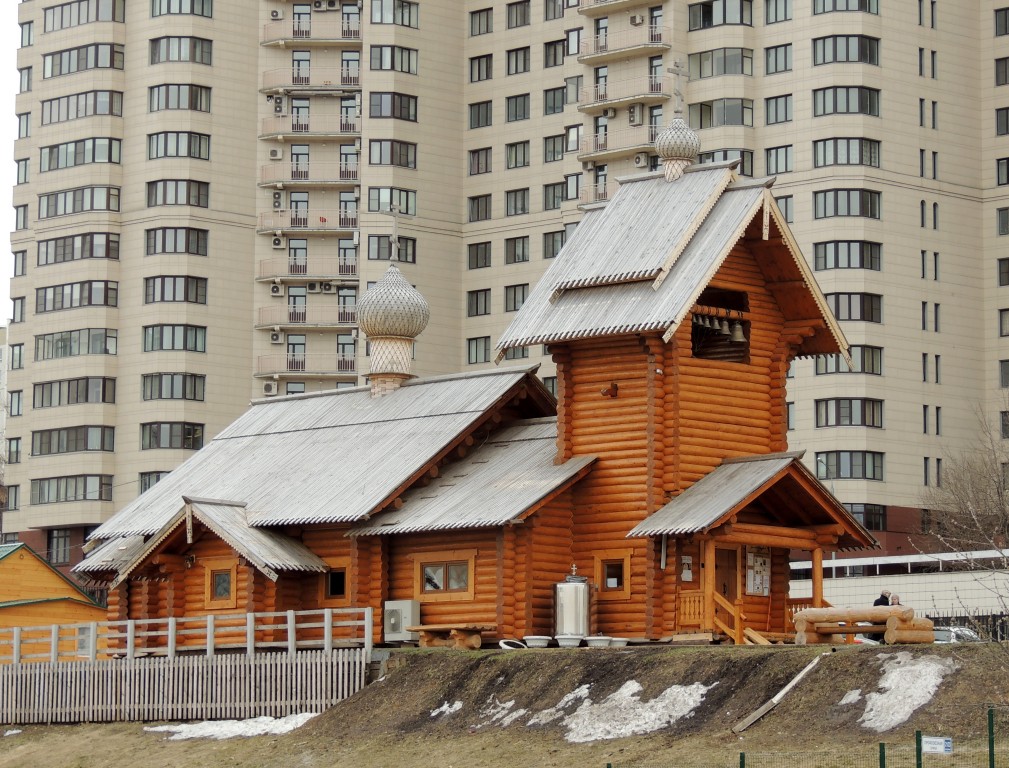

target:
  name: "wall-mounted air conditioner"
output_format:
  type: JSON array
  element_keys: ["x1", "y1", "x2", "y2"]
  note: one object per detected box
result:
[
  {"x1": 263, "y1": 382, "x2": 277, "y2": 395},
  {"x1": 307, "y1": 281, "x2": 321, "y2": 293},
  {"x1": 313, "y1": 0, "x2": 326, "y2": 10},
  {"x1": 270, "y1": 283, "x2": 285, "y2": 297},
  {"x1": 274, "y1": 97, "x2": 284, "y2": 114},
  {"x1": 629, "y1": 103, "x2": 644, "y2": 126},
  {"x1": 269, "y1": 148, "x2": 283, "y2": 160},
  {"x1": 383, "y1": 600, "x2": 420, "y2": 642},
  {"x1": 273, "y1": 191, "x2": 284, "y2": 209},
  {"x1": 633, "y1": 152, "x2": 650, "y2": 167},
  {"x1": 630, "y1": 14, "x2": 645, "y2": 25},
  {"x1": 270, "y1": 332, "x2": 284, "y2": 344},
  {"x1": 270, "y1": 9, "x2": 283, "y2": 20},
  {"x1": 582, "y1": 160, "x2": 595, "y2": 171},
  {"x1": 321, "y1": 282, "x2": 335, "y2": 294},
  {"x1": 602, "y1": 107, "x2": 617, "y2": 119},
  {"x1": 272, "y1": 236, "x2": 285, "y2": 249}
]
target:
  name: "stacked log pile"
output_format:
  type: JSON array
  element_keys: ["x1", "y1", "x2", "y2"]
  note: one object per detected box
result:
[{"x1": 792, "y1": 606, "x2": 934, "y2": 645}]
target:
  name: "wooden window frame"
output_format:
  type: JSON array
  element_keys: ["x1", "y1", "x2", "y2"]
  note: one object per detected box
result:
[
  {"x1": 413, "y1": 549, "x2": 476, "y2": 603},
  {"x1": 594, "y1": 549, "x2": 632, "y2": 601},
  {"x1": 202, "y1": 557, "x2": 237, "y2": 609},
  {"x1": 318, "y1": 556, "x2": 351, "y2": 607}
]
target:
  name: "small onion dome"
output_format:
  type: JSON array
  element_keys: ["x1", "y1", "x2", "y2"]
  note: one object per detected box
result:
[
  {"x1": 654, "y1": 117, "x2": 700, "y2": 181},
  {"x1": 358, "y1": 264, "x2": 430, "y2": 339}
]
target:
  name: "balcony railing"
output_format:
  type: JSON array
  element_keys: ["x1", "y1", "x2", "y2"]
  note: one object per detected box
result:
[
  {"x1": 259, "y1": 209, "x2": 358, "y2": 232},
  {"x1": 580, "y1": 26, "x2": 668, "y2": 56},
  {"x1": 256, "y1": 353, "x2": 357, "y2": 376},
  {"x1": 258, "y1": 256, "x2": 358, "y2": 279},
  {"x1": 580, "y1": 126, "x2": 659, "y2": 155},
  {"x1": 262, "y1": 18, "x2": 361, "y2": 44},
  {"x1": 262, "y1": 67, "x2": 360, "y2": 91},
  {"x1": 580, "y1": 182, "x2": 615, "y2": 204},
  {"x1": 260, "y1": 115, "x2": 361, "y2": 137},
  {"x1": 257, "y1": 305, "x2": 358, "y2": 327},
  {"x1": 580, "y1": 76, "x2": 668, "y2": 106},
  {"x1": 260, "y1": 162, "x2": 359, "y2": 185}
]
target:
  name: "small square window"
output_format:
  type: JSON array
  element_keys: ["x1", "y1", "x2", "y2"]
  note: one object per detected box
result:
[
  {"x1": 326, "y1": 569, "x2": 347, "y2": 600},
  {"x1": 212, "y1": 570, "x2": 232, "y2": 600}
]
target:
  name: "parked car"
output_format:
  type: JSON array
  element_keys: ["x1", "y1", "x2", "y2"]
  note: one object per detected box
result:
[{"x1": 933, "y1": 626, "x2": 983, "y2": 643}]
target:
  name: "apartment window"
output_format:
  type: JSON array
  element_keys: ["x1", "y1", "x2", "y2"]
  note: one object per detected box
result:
[
  {"x1": 845, "y1": 504, "x2": 885, "y2": 532},
  {"x1": 35, "y1": 329, "x2": 117, "y2": 361},
  {"x1": 812, "y1": 36, "x2": 879, "y2": 65},
  {"x1": 689, "y1": 0, "x2": 753, "y2": 29},
  {"x1": 368, "y1": 140, "x2": 417, "y2": 168},
  {"x1": 38, "y1": 234, "x2": 119, "y2": 267},
  {"x1": 545, "y1": 87, "x2": 566, "y2": 115},
  {"x1": 504, "y1": 347, "x2": 529, "y2": 361},
  {"x1": 36, "y1": 281, "x2": 117, "y2": 313},
  {"x1": 15, "y1": 205, "x2": 27, "y2": 231},
  {"x1": 371, "y1": 0, "x2": 419, "y2": 27},
  {"x1": 40, "y1": 138, "x2": 122, "y2": 173},
  {"x1": 765, "y1": 146, "x2": 792, "y2": 174},
  {"x1": 15, "y1": 159, "x2": 28, "y2": 186},
  {"x1": 17, "y1": 113, "x2": 30, "y2": 138},
  {"x1": 506, "y1": 94, "x2": 530, "y2": 122},
  {"x1": 367, "y1": 235, "x2": 416, "y2": 263},
  {"x1": 7, "y1": 439, "x2": 20, "y2": 466},
  {"x1": 1003, "y1": 412, "x2": 1009, "y2": 440},
  {"x1": 813, "y1": 87, "x2": 879, "y2": 116},
  {"x1": 764, "y1": 95, "x2": 793, "y2": 125},
  {"x1": 765, "y1": 0, "x2": 791, "y2": 22},
  {"x1": 469, "y1": 148, "x2": 492, "y2": 175},
  {"x1": 544, "y1": 182, "x2": 566, "y2": 210},
  {"x1": 152, "y1": 0, "x2": 212, "y2": 17},
  {"x1": 813, "y1": 138, "x2": 880, "y2": 168},
  {"x1": 1000, "y1": 258, "x2": 1009, "y2": 286},
  {"x1": 765, "y1": 44, "x2": 792, "y2": 74},
  {"x1": 467, "y1": 289, "x2": 490, "y2": 317},
  {"x1": 149, "y1": 84, "x2": 211, "y2": 112},
  {"x1": 815, "y1": 0, "x2": 877, "y2": 10},
  {"x1": 565, "y1": 124, "x2": 583, "y2": 152},
  {"x1": 139, "y1": 471, "x2": 169, "y2": 493},
  {"x1": 507, "y1": 0, "x2": 530, "y2": 27},
  {"x1": 542, "y1": 376, "x2": 558, "y2": 397},
  {"x1": 13, "y1": 251, "x2": 26, "y2": 277},
  {"x1": 566, "y1": 173, "x2": 582, "y2": 201},
  {"x1": 150, "y1": 37, "x2": 211, "y2": 65},
  {"x1": 825, "y1": 293, "x2": 882, "y2": 322},
  {"x1": 506, "y1": 188, "x2": 529, "y2": 216},
  {"x1": 545, "y1": 41, "x2": 565, "y2": 68},
  {"x1": 506, "y1": 141, "x2": 530, "y2": 169},
  {"x1": 999, "y1": 58, "x2": 1009, "y2": 87},
  {"x1": 1000, "y1": 208, "x2": 1009, "y2": 235},
  {"x1": 33, "y1": 377, "x2": 115, "y2": 408},
  {"x1": 543, "y1": 231, "x2": 566, "y2": 259},
  {"x1": 32, "y1": 427, "x2": 114, "y2": 457},
  {"x1": 467, "y1": 337, "x2": 491, "y2": 364},
  {"x1": 369, "y1": 92, "x2": 417, "y2": 121},
  {"x1": 144, "y1": 276, "x2": 208, "y2": 304},
  {"x1": 48, "y1": 530, "x2": 72, "y2": 565},
  {"x1": 142, "y1": 373, "x2": 205, "y2": 401},
  {"x1": 10, "y1": 342, "x2": 23, "y2": 367},
  {"x1": 544, "y1": 135, "x2": 565, "y2": 162},
  {"x1": 469, "y1": 101, "x2": 492, "y2": 129},
  {"x1": 468, "y1": 195, "x2": 491, "y2": 222},
  {"x1": 505, "y1": 284, "x2": 529, "y2": 312},
  {"x1": 47, "y1": 0, "x2": 126, "y2": 29},
  {"x1": 367, "y1": 187, "x2": 417, "y2": 215},
  {"x1": 470, "y1": 54, "x2": 493, "y2": 82},
  {"x1": 39, "y1": 186, "x2": 120, "y2": 219},
  {"x1": 815, "y1": 346, "x2": 881, "y2": 375},
  {"x1": 143, "y1": 324, "x2": 207, "y2": 352},
  {"x1": 814, "y1": 241, "x2": 881, "y2": 271},
  {"x1": 146, "y1": 228, "x2": 208, "y2": 256},
  {"x1": 1001, "y1": 309, "x2": 1009, "y2": 337},
  {"x1": 370, "y1": 45, "x2": 418, "y2": 74},
  {"x1": 470, "y1": 8, "x2": 492, "y2": 35},
  {"x1": 505, "y1": 236, "x2": 529, "y2": 264},
  {"x1": 999, "y1": 8, "x2": 1009, "y2": 36},
  {"x1": 468, "y1": 242, "x2": 491, "y2": 269},
  {"x1": 545, "y1": 0, "x2": 563, "y2": 20},
  {"x1": 775, "y1": 195, "x2": 793, "y2": 223},
  {"x1": 9, "y1": 391, "x2": 22, "y2": 417},
  {"x1": 814, "y1": 189, "x2": 881, "y2": 219},
  {"x1": 20, "y1": 20, "x2": 33, "y2": 47},
  {"x1": 146, "y1": 180, "x2": 208, "y2": 208},
  {"x1": 4, "y1": 487, "x2": 18, "y2": 512},
  {"x1": 815, "y1": 398, "x2": 883, "y2": 428},
  {"x1": 141, "y1": 422, "x2": 204, "y2": 450},
  {"x1": 815, "y1": 451, "x2": 884, "y2": 481},
  {"x1": 699, "y1": 149, "x2": 753, "y2": 176},
  {"x1": 688, "y1": 48, "x2": 753, "y2": 80},
  {"x1": 565, "y1": 28, "x2": 581, "y2": 56},
  {"x1": 32, "y1": 475, "x2": 113, "y2": 505},
  {"x1": 507, "y1": 48, "x2": 531, "y2": 75},
  {"x1": 18, "y1": 68, "x2": 32, "y2": 94},
  {"x1": 44, "y1": 43, "x2": 124, "y2": 78},
  {"x1": 147, "y1": 132, "x2": 210, "y2": 161},
  {"x1": 689, "y1": 99, "x2": 753, "y2": 128}
]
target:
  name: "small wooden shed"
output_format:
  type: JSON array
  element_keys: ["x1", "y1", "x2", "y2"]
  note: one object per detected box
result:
[{"x1": 0, "y1": 543, "x2": 105, "y2": 630}]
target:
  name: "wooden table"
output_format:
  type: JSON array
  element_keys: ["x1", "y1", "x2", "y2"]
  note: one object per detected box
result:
[{"x1": 406, "y1": 624, "x2": 496, "y2": 650}]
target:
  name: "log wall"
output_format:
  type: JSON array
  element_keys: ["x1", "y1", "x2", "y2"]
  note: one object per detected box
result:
[{"x1": 518, "y1": 494, "x2": 576, "y2": 637}]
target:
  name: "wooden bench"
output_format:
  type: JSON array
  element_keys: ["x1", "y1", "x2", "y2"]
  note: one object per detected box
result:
[{"x1": 406, "y1": 624, "x2": 496, "y2": 650}]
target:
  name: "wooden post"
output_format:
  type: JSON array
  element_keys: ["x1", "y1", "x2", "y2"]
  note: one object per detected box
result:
[
  {"x1": 50, "y1": 624, "x2": 59, "y2": 664},
  {"x1": 206, "y1": 614, "x2": 215, "y2": 657},
  {"x1": 324, "y1": 609, "x2": 333, "y2": 653},
  {"x1": 126, "y1": 621, "x2": 136, "y2": 660},
  {"x1": 12, "y1": 626, "x2": 21, "y2": 665},
  {"x1": 363, "y1": 606, "x2": 374, "y2": 656},
  {"x1": 88, "y1": 622, "x2": 98, "y2": 662},
  {"x1": 703, "y1": 539, "x2": 716, "y2": 631},
  {"x1": 811, "y1": 547, "x2": 824, "y2": 608},
  {"x1": 287, "y1": 610, "x2": 297, "y2": 658},
  {"x1": 167, "y1": 617, "x2": 177, "y2": 659},
  {"x1": 246, "y1": 612, "x2": 256, "y2": 658}
]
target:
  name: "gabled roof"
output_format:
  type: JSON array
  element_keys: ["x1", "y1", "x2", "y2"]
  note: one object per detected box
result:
[
  {"x1": 628, "y1": 452, "x2": 876, "y2": 550},
  {"x1": 0, "y1": 543, "x2": 23, "y2": 561},
  {"x1": 0, "y1": 597, "x2": 102, "y2": 610},
  {"x1": 75, "y1": 535, "x2": 148, "y2": 575},
  {"x1": 90, "y1": 367, "x2": 550, "y2": 540},
  {"x1": 351, "y1": 418, "x2": 595, "y2": 536},
  {"x1": 497, "y1": 165, "x2": 847, "y2": 362},
  {"x1": 0, "y1": 543, "x2": 103, "y2": 606}
]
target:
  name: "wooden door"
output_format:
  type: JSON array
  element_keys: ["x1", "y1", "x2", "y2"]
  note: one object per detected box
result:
[{"x1": 714, "y1": 547, "x2": 738, "y2": 626}]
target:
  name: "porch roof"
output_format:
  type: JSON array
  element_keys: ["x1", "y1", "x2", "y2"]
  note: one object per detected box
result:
[
  {"x1": 76, "y1": 535, "x2": 148, "y2": 574},
  {"x1": 628, "y1": 452, "x2": 875, "y2": 549}
]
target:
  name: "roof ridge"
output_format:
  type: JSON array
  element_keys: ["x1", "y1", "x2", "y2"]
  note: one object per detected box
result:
[{"x1": 721, "y1": 451, "x2": 805, "y2": 465}]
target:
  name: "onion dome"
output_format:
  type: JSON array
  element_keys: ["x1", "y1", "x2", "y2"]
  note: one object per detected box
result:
[
  {"x1": 654, "y1": 117, "x2": 701, "y2": 181},
  {"x1": 358, "y1": 264, "x2": 430, "y2": 340}
]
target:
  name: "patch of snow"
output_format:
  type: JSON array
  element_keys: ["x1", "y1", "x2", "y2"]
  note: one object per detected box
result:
[
  {"x1": 561, "y1": 680, "x2": 716, "y2": 744},
  {"x1": 499, "y1": 708, "x2": 528, "y2": 727},
  {"x1": 858, "y1": 652, "x2": 957, "y2": 733},
  {"x1": 839, "y1": 689, "x2": 862, "y2": 706},
  {"x1": 3, "y1": 729, "x2": 22, "y2": 737},
  {"x1": 526, "y1": 684, "x2": 592, "y2": 726},
  {"x1": 143, "y1": 713, "x2": 318, "y2": 741},
  {"x1": 430, "y1": 700, "x2": 463, "y2": 718}
]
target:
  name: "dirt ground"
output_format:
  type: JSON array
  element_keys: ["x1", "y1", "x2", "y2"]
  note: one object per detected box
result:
[{"x1": 2, "y1": 643, "x2": 1007, "y2": 768}]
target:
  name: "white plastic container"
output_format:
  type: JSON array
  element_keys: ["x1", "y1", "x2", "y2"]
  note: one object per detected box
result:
[
  {"x1": 523, "y1": 635, "x2": 551, "y2": 648},
  {"x1": 585, "y1": 636, "x2": 611, "y2": 648},
  {"x1": 555, "y1": 635, "x2": 583, "y2": 648},
  {"x1": 609, "y1": 637, "x2": 629, "y2": 647}
]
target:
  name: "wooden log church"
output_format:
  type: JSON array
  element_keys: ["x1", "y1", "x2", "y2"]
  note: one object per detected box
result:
[{"x1": 75, "y1": 119, "x2": 875, "y2": 646}]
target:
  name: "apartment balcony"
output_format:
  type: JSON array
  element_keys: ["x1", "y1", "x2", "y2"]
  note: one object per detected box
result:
[
  {"x1": 259, "y1": 162, "x2": 359, "y2": 188},
  {"x1": 261, "y1": 17, "x2": 361, "y2": 46},
  {"x1": 578, "y1": 125, "x2": 660, "y2": 161},
  {"x1": 578, "y1": 182, "x2": 617, "y2": 208},
  {"x1": 577, "y1": 0, "x2": 656, "y2": 16},
  {"x1": 258, "y1": 255, "x2": 358, "y2": 281},
  {"x1": 255, "y1": 305, "x2": 358, "y2": 330},
  {"x1": 260, "y1": 114, "x2": 361, "y2": 140},
  {"x1": 577, "y1": 26, "x2": 670, "y2": 65},
  {"x1": 255, "y1": 353, "x2": 357, "y2": 378},
  {"x1": 258, "y1": 209, "x2": 358, "y2": 234},
  {"x1": 262, "y1": 67, "x2": 360, "y2": 95},
  {"x1": 579, "y1": 76, "x2": 670, "y2": 112}
]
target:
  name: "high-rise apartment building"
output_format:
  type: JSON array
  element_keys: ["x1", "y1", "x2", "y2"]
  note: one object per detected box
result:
[{"x1": 6, "y1": 0, "x2": 1004, "y2": 568}]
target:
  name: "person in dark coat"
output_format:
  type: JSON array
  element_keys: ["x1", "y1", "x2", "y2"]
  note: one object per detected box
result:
[{"x1": 873, "y1": 590, "x2": 891, "y2": 607}]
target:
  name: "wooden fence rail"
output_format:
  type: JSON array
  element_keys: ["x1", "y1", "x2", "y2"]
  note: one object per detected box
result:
[{"x1": 0, "y1": 648, "x2": 369, "y2": 724}]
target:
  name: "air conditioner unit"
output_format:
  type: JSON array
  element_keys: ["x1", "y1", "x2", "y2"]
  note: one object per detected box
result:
[
  {"x1": 273, "y1": 199, "x2": 283, "y2": 209},
  {"x1": 274, "y1": 97, "x2": 284, "y2": 114},
  {"x1": 270, "y1": 9, "x2": 283, "y2": 19},
  {"x1": 270, "y1": 283, "x2": 285, "y2": 297},
  {"x1": 307, "y1": 281, "x2": 321, "y2": 293},
  {"x1": 321, "y1": 282, "x2": 335, "y2": 293},
  {"x1": 630, "y1": 13, "x2": 645, "y2": 25},
  {"x1": 327, "y1": 0, "x2": 338, "y2": 8},
  {"x1": 270, "y1": 332, "x2": 284, "y2": 344},
  {"x1": 352, "y1": 230, "x2": 360, "y2": 245},
  {"x1": 272, "y1": 236, "x2": 285, "y2": 249},
  {"x1": 602, "y1": 107, "x2": 617, "y2": 119},
  {"x1": 629, "y1": 103, "x2": 644, "y2": 126},
  {"x1": 263, "y1": 382, "x2": 277, "y2": 395},
  {"x1": 383, "y1": 599, "x2": 420, "y2": 642},
  {"x1": 313, "y1": 0, "x2": 326, "y2": 10},
  {"x1": 582, "y1": 160, "x2": 595, "y2": 171},
  {"x1": 272, "y1": 191, "x2": 284, "y2": 209},
  {"x1": 269, "y1": 148, "x2": 283, "y2": 161},
  {"x1": 633, "y1": 152, "x2": 650, "y2": 167}
]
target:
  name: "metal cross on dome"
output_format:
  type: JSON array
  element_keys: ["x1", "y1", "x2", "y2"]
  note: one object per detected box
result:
[
  {"x1": 667, "y1": 60, "x2": 686, "y2": 117},
  {"x1": 376, "y1": 202, "x2": 414, "y2": 263}
]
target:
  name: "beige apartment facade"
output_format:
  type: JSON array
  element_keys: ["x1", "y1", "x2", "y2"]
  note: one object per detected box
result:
[{"x1": 5, "y1": 0, "x2": 1007, "y2": 569}]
